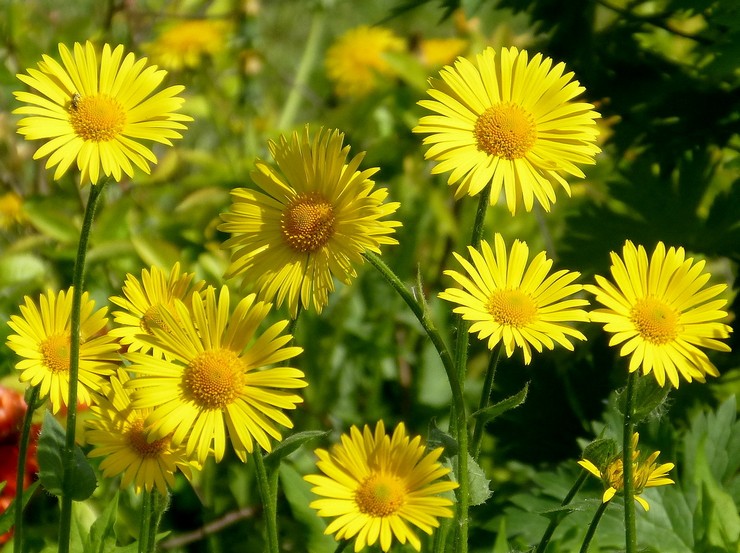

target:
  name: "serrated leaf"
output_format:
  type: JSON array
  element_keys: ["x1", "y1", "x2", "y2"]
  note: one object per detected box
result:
[
  {"x1": 84, "y1": 491, "x2": 119, "y2": 553},
  {"x1": 427, "y1": 419, "x2": 458, "y2": 457},
  {"x1": 264, "y1": 431, "x2": 330, "y2": 469},
  {"x1": 450, "y1": 454, "x2": 491, "y2": 506},
  {"x1": 0, "y1": 481, "x2": 40, "y2": 535},
  {"x1": 38, "y1": 411, "x2": 97, "y2": 500},
  {"x1": 471, "y1": 382, "x2": 529, "y2": 426}
]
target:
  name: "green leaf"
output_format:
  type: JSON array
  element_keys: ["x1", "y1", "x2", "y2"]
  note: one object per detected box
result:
[
  {"x1": 616, "y1": 374, "x2": 669, "y2": 421},
  {"x1": 130, "y1": 235, "x2": 182, "y2": 270},
  {"x1": 263, "y1": 430, "x2": 330, "y2": 469},
  {"x1": 84, "y1": 491, "x2": 119, "y2": 553},
  {"x1": 23, "y1": 198, "x2": 79, "y2": 243},
  {"x1": 0, "y1": 481, "x2": 40, "y2": 535},
  {"x1": 0, "y1": 252, "x2": 47, "y2": 286},
  {"x1": 492, "y1": 518, "x2": 509, "y2": 553},
  {"x1": 279, "y1": 464, "x2": 337, "y2": 553},
  {"x1": 37, "y1": 411, "x2": 97, "y2": 500},
  {"x1": 427, "y1": 419, "x2": 458, "y2": 457},
  {"x1": 581, "y1": 438, "x2": 619, "y2": 470},
  {"x1": 471, "y1": 382, "x2": 529, "y2": 426},
  {"x1": 449, "y1": 454, "x2": 491, "y2": 506}
]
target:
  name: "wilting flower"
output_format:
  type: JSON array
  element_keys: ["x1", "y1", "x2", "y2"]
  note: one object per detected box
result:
[
  {"x1": 6, "y1": 288, "x2": 120, "y2": 413},
  {"x1": 586, "y1": 241, "x2": 732, "y2": 387},
  {"x1": 578, "y1": 432, "x2": 675, "y2": 511},
  {"x1": 439, "y1": 233, "x2": 589, "y2": 364},
  {"x1": 325, "y1": 25, "x2": 405, "y2": 98},
  {"x1": 87, "y1": 369, "x2": 199, "y2": 495},
  {"x1": 109, "y1": 262, "x2": 205, "y2": 358},
  {"x1": 219, "y1": 127, "x2": 401, "y2": 317},
  {"x1": 305, "y1": 421, "x2": 458, "y2": 552},
  {"x1": 146, "y1": 19, "x2": 230, "y2": 71},
  {"x1": 125, "y1": 286, "x2": 306, "y2": 464},
  {"x1": 414, "y1": 47, "x2": 600, "y2": 214},
  {"x1": 14, "y1": 41, "x2": 192, "y2": 184}
]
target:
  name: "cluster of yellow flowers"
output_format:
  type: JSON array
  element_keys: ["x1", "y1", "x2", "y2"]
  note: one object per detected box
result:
[{"x1": 6, "y1": 36, "x2": 733, "y2": 552}]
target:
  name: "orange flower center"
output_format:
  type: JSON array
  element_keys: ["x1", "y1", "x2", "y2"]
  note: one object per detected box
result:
[
  {"x1": 126, "y1": 418, "x2": 169, "y2": 459},
  {"x1": 630, "y1": 298, "x2": 679, "y2": 344},
  {"x1": 183, "y1": 348, "x2": 246, "y2": 409},
  {"x1": 40, "y1": 332, "x2": 71, "y2": 373},
  {"x1": 474, "y1": 102, "x2": 537, "y2": 160},
  {"x1": 281, "y1": 193, "x2": 336, "y2": 253},
  {"x1": 355, "y1": 473, "x2": 406, "y2": 517},
  {"x1": 69, "y1": 94, "x2": 126, "y2": 142},
  {"x1": 487, "y1": 289, "x2": 538, "y2": 327}
]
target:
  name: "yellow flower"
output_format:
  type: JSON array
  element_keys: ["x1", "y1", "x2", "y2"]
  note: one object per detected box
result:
[
  {"x1": 87, "y1": 369, "x2": 199, "y2": 495},
  {"x1": 6, "y1": 288, "x2": 120, "y2": 413},
  {"x1": 0, "y1": 191, "x2": 25, "y2": 229},
  {"x1": 439, "y1": 233, "x2": 589, "y2": 364},
  {"x1": 219, "y1": 127, "x2": 401, "y2": 317},
  {"x1": 109, "y1": 263, "x2": 205, "y2": 358},
  {"x1": 585, "y1": 241, "x2": 732, "y2": 387},
  {"x1": 14, "y1": 41, "x2": 192, "y2": 184},
  {"x1": 578, "y1": 433, "x2": 675, "y2": 511},
  {"x1": 418, "y1": 38, "x2": 468, "y2": 68},
  {"x1": 414, "y1": 47, "x2": 601, "y2": 214},
  {"x1": 146, "y1": 19, "x2": 230, "y2": 71},
  {"x1": 305, "y1": 421, "x2": 458, "y2": 552},
  {"x1": 125, "y1": 285, "x2": 306, "y2": 464},
  {"x1": 325, "y1": 25, "x2": 405, "y2": 98}
]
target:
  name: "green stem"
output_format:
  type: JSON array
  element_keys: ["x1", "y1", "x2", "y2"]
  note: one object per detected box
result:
[
  {"x1": 287, "y1": 304, "x2": 302, "y2": 338},
  {"x1": 332, "y1": 541, "x2": 350, "y2": 553},
  {"x1": 363, "y1": 251, "x2": 470, "y2": 553},
  {"x1": 534, "y1": 470, "x2": 588, "y2": 553},
  {"x1": 622, "y1": 371, "x2": 638, "y2": 553},
  {"x1": 13, "y1": 386, "x2": 40, "y2": 553},
  {"x1": 253, "y1": 449, "x2": 279, "y2": 553},
  {"x1": 138, "y1": 491, "x2": 153, "y2": 553},
  {"x1": 145, "y1": 492, "x2": 167, "y2": 553},
  {"x1": 276, "y1": 10, "x2": 324, "y2": 129},
  {"x1": 471, "y1": 343, "x2": 503, "y2": 459},
  {"x1": 579, "y1": 499, "x2": 610, "y2": 553},
  {"x1": 58, "y1": 180, "x2": 107, "y2": 553}
]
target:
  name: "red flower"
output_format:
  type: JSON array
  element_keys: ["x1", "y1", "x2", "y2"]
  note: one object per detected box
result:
[{"x1": 0, "y1": 386, "x2": 26, "y2": 442}]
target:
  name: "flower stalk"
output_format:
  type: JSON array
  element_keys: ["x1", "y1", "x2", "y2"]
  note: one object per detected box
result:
[
  {"x1": 534, "y1": 470, "x2": 588, "y2": 553},
  {"x1": 471, "y1": 343, "x2": 503, "y2": 459},
  {"x1": 622, "y1": 371, "x2": 638, "y2": 553},
  {"x1": 253, "y1": 450, "x2": 279, "y2": 553},
  {"x1": 579, "y1": 499, "x2": 610, "y2": 553},
  {"x1": 13, "y1": 386, "x2": 40, "y2": 553}
]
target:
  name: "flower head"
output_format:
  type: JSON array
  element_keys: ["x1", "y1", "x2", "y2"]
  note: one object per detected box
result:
[
  {"x1": 578, "y1": 433, "x2": 675, "y2": 511},
  {"x1": 146, "y1": 19, "x2": 230, "y2": 71},
  {"x1": 414, "y1": 47, "x2": 601, "y2": 214},
  {"x1": 6, "y1": 288, "x2": 120, "y2": 413},
  {"x1": 439, "y1": 233, "x2": 589, "y2": 364},
  {"x1": 14, "y1": 41, "x2": 192, "y2": 184},
  {"x1": 0, "y1": 192, "x2": 25, "y2": 229},
  {"x1": 87, "y1": 369, "x2": 199, "y2": 495},
  {"x1": 219, "y1": 127, "x2": 401, "y2": 317},
  {"x1": 125, "y1": 285, "x2": 306, "y2": 464},
  {"x1": 305, "y1": 421, "x2": 458, "y2": 552},
  {"x1": 585, "y1": 241, "x2": 732, "y2": 387},
  {"x1": 109, "y1": 263, "x2": 205, "y2": 358},
  {"x1": 325, "y1": 25, "x2": 405, "y2": 98}
]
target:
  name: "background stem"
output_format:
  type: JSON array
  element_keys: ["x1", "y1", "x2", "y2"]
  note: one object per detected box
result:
[
  {"x1": 253, "y1": 450, "x2": 279, "y2": 553},
  {"x1": 13, "y1": 386, "x2": 39, "y2": 553},
  {"x1": 622, "y1": 371, "x2": 638, "y2": 553}
]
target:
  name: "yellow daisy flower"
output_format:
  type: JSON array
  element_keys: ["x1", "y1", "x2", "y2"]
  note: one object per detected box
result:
[
  {"x1": 325, "y1": 25, "x2": 405, "y2": 98},
  {"x1": 439, "y1": 233, "x2": 589, "y2": 364},
  {"x1": 14, "y1": 41, "x2": 192, "y2": 185},
  {"x1": 413, "y1": 47, "x2": 601, "y2": 214},
  {"x1": 578, "y1": 433, "x2": 675, "y2": 511},
  {"x1": 585, "y1": 241, "x2": 732, "y2": 387},
  {"x1": 219, "y1": 127, "x2": 401, "y2": 317},
  {"x1": 305, "y1": 421, "x2": 458, "y2": 552},
  {"x1": 109, "y1": 263, "x2": 205, "y2": 358},
  {"x1": 0, "y1": 191, "x2": 25, "y2": 229},
  {"x1": 6, "y1": 288, "x2": 120, "y2": 413},
  {"x1": 87, "y1": 369, "x2": 199, "y2": 495},
  {"x1": 125, "y1": 285, "x2": 306, "y2": 464},
  {"x1": 146, "y1": 19, "x2": 230, "y2": 71}
]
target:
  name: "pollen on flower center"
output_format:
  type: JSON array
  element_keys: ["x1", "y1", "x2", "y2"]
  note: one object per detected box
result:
[
  {"x1": 126, "y1": 418, "x2": 169, "y2": 458},
  {"x1": 40, "y1": 332, "x2": 71, "y2": 373},
  {"x1": 487, "y1": 289, "x2": 538, "y2": 327},
  {"x1": 281, "y1": 193, "x2": 336, "y2": 253},
  {"x1": 355, "y1": 473, "x2": 406, "y2": 517},
  {"x1": 183, "y1": 348, "x2": 247, "y2": 409},
  {"x1": 474, "y1": 102, "x2": 537, "y2": 160},
  {"x1": 630, "y1": 298, "x2": 679, "y2": 345},
  {"x1": 69, "y1": 94, "x2": 126, "y2": 142}
]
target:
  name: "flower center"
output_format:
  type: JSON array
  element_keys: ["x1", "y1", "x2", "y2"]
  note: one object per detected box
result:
[
  {"x1": 69, "y1": 94, "x2": 126, "y2": 142},
  {"x1": 355, "y1": 473, "x2": 406, "y2": 517},
  {"x1": 630, "y1": 298, "x2": 679, "y2": 345},
  {"x1": 126, "y1": 418, "x2": 169, "y2": 459},
  {"x1": 140, "y1": 304, "x2": 175, "y2": 336},
  {"x1": 40, "y1": 332, "x2": 71, "y2": 373},
  {"x1": 183, "y1": 348, "x2": 247, "y2": 409},
  {"x1": 474, "y1": 102, "x2": 537, "y2": 160},
  {"x1": 487, "y1": 289, "x2": 538, "y2": 327},
  {"x1": 281, "y1": 193, "x2": 336, "y2": 253}
]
